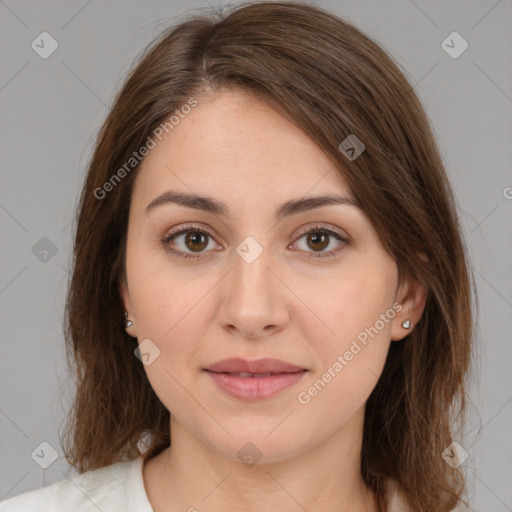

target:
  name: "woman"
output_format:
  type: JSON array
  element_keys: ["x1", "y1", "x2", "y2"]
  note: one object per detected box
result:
[{"x1": 0, "y1": 1, "x2": 475, "y2": 511}]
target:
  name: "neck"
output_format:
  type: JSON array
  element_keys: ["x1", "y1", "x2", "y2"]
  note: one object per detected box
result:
[{"x1": 143, "y1": 406, "x2": 378, "y2": 512}]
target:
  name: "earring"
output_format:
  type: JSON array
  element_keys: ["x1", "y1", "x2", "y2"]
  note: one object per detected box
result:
[
  {"x1": 401, "y1": 319, "x2": 412, "y2": 329},
  {"x1": 125, "y1": 312, "x2": 133, "y2": 328}
]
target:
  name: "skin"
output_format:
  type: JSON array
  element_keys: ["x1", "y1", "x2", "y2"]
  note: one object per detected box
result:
[{"x1": 119, "y1": 87, "x2": 427, "y2": 512}]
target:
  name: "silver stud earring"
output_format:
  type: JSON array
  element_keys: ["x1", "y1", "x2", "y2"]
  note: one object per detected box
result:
[
  {"x1": 401, "y1": 319, "x2": 411, "y2": 329},
  {"x1": 125, "y1": 312, "x2": 133, "y2": 328}
]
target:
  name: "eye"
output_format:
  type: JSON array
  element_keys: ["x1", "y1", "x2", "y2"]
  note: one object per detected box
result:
[
  {"x1": 161, "y1": 224, "x2": 219, "y2": 259},
  {"x1": 161, "y1": 224, "x2": 349, "y2": 259},
  {"x1": 291, "y1": 224, "x2": 349, "y2": 259}
]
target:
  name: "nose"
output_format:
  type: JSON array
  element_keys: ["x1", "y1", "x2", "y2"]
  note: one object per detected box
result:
[{"x1": 217, "y1": 245, "x2": 290, "y2": 340}]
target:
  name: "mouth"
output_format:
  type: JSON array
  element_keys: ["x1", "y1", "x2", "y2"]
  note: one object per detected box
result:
[
  {"x1": 204, "y1": 370, "x2": 307, "y2": 378},
  {"x1": 203, "y1": 357, "x2": 307, "y2": 374},
  {"x1": 207, "y1": 371, "x2": 297, "y2": 378},
  {"x1": 202, "y1": 359, "x2": 308, "y2": 400}
]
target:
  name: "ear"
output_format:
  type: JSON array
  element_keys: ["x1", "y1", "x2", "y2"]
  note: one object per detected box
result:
[
  {"x1": 118, "y1": 273, "x2": 137, "y2": 337},
  {"x1": 390, "y1": 257, "x2": 428, "y2": 342}
]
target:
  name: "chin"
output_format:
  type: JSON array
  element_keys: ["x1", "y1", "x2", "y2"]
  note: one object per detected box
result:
[{"x1": 202, "y1": 424, "x2": 315, "y2": 467}]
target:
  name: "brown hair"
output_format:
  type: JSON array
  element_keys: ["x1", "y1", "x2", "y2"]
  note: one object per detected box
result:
[{"x1": 61, "y1": 2, "x2": 476, "y2": 511}]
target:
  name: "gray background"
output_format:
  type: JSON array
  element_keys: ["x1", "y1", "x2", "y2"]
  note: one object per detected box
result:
[{"x1": 1, "y1": 0, "x2": 511, "y2": 510}]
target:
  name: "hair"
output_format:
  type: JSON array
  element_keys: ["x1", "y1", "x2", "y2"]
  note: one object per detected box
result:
[{"x1": 60, "y1": 2, "x2": 476, "y2": 511}]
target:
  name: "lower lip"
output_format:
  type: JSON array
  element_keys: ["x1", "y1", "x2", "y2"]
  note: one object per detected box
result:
[{"x1": 204, "y1": 370, "x2": 307, "y2": 401}]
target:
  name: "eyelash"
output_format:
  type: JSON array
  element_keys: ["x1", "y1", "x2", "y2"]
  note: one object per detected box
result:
[{"x1": 161, "y1": 223, "x2": 349, "y2": 260}]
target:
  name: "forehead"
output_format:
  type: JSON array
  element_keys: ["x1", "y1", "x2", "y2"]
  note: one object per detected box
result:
[{"x1": 131, "y1": 88, "x2": 355, "y2": 211}]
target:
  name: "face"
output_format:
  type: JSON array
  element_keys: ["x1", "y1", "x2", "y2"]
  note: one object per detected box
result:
[{"x1": 120, "y1": 88, "x2": 416, "y2": 464}]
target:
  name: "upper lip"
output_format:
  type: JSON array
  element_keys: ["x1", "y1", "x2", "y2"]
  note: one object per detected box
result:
[{"x1": 204, "y1": 358, "x2": 306, "y2": 374}]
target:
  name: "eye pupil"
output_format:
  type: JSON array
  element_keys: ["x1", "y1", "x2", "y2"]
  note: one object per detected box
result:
[
  {"x1": 307, "y1": 232, "x2": 329, "y2": 251},
  {"x1": 185, "y1": 231, "x2": 208, "y2": 252}
]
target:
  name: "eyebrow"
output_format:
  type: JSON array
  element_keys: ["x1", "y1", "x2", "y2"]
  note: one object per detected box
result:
[{"x1": 145, "y1": 190, "x2": 361, "y2": 220}]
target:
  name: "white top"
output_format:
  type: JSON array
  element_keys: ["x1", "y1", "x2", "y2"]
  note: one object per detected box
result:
[
  {"x1": 0, "y1": 457, "x2": 153, "y2": 512},
  {"x1": 0, "y1": 455, "x2": 411, "y2": 511}
]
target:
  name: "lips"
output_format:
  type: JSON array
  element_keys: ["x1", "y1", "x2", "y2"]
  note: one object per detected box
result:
[
  {"x1": 204, "y1": 357, "x2": 305, "y2": 375},
  {"x1": 203, "y1": 358, "x2": 307, "y2": 400},
  {"x1": 226, "y1": 372, "x2": 273, "y2": 377}
]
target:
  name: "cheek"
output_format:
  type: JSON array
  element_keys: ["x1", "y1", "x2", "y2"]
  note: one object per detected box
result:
[
  {"x1": 295, "y1": 311, "x2": 393, "y2": 438},
  {"x1": 293, "y1": 259, "x2": 396, "y2": 409},
  {"x1": 294, "y1": 261, "x2": 396, "y2": 350},
  {"x1": 130, "y1": 272, "x2": 206, "y2": 415},
  {"x1": 127, "y1": 246, "x2": 203, "y2": 337},
  {"x1": 125, "y1": 270, "x2": 205, "y2": 409}
]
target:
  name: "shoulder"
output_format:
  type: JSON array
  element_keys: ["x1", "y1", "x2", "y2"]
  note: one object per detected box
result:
[
  {"x1": 385, "y1": 478, "x2": 411, "y2": 511},
  {"x1": 384, "y1": 479, "x2": 465, "y2": 512},
  {"x1": 0, "y1": 457, "x2": 148, "y2": 512}
]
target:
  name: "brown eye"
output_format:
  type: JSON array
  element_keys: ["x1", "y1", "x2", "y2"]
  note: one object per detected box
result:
[
  {"x1": 306, "y1": 231, "x2": 330, "y2": 252},
  {"x1": 184, "y1": 231, "x2": 209, "y2": 252},
  {"x1": 293, "y1": 226, "x2": 349, "y2": 259},
  {"x1": 162, "y1": 227, "x2": 216, "y2": 258}
]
